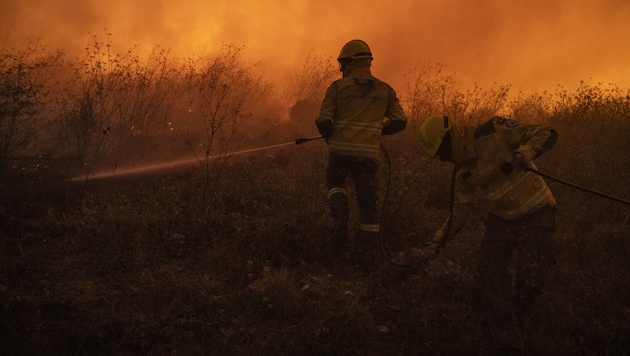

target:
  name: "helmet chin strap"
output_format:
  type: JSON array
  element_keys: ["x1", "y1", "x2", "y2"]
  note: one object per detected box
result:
[{"x1": 436, "y1": 131, "x2": 452, "y2": 161}]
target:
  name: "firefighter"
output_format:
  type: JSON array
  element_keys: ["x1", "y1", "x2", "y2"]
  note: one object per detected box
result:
[
  {"x1": 315, "y1": 39, "x2": 407, "y2": 268},
  {"x1": 417, "y1": 115, "x2": 558, "y2": 354}
]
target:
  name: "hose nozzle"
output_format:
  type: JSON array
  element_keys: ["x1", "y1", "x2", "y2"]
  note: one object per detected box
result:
[{"x1": 295, "y1": 136, "x2": 324, "y2": 145}]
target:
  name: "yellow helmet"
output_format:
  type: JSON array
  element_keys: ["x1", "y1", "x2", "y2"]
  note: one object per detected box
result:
[
  {"x1": 417, "y1": 115, "x2": 453, "y2": 157},
  {"x1": 338, "y1": 40, "x2": 373, "y2": 60}
]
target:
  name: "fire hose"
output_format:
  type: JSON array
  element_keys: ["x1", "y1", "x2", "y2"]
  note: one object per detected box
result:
[{"x1": 524, "y1": 167, "x2": 630, "y2": 206}]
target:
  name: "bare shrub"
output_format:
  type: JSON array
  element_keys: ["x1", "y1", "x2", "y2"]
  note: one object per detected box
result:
[
  {"x1": 287, "y1": 51, "x2": 338, "y2": 125},
  {"x1": 401, "y1": 62, "x2": 511, "y2": 124},
  {"x1": 506, "y1": 90, "x2": 555, "y2": 123},
  {"x1": 400, "y1": 62, "x2": 457, "y2": 121},
  {"x1": 182, "y1": 45, "x2": 275, "y2": 218},
  {"x1": 55, "y1": 32, "x2": 183, "y2": 176},
  {"x1": 450, "y1": 83, "x2": 511, "y2": 124},
  {"x1": 0, "y1": 43, "x2": 63, "y2": 171},
  {"x1": 288, "y1": 51, "x2": 337, "y2": 105}
]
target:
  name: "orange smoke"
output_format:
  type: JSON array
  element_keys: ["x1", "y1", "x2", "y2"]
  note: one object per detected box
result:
[{"x1": 2, "y1": 0, "x2": 630, "y2": 93}]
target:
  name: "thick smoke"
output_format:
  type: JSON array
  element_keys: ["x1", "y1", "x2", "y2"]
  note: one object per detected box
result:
[{"x1": 2, "y1": 0, "x2": 630, "y2": 93}]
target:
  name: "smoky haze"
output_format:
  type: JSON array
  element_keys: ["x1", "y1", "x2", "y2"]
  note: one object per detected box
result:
[{"x1": 2, "y1": 0, "x2": 630, "y2": 93}]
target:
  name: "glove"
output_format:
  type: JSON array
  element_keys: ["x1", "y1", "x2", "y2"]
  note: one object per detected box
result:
[
  {"x1": 512, "y1": 152, "x2": 532, "y2": 171},
  {"x1": 381, "y1": 120, "x2": 407, "y2": 135},
  {"x1": 316, "y1": 120, "x2": 332, "y2": 140}
]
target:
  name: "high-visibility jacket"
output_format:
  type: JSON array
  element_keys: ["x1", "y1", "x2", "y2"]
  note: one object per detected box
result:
[
  {"x1": 438, "y1": 117, "x2": 558, "y2": 239},
  {"x1": 315, "y1": 64, "x2": 407, "y2": 158}
]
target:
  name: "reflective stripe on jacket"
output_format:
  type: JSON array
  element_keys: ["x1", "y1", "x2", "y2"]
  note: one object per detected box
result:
[
  {"x1": 452, "y1": 117, "x2": 558, "y2": 223},
  {"x1": 316, "y1": 65, "x2": 406, "y2": 158}
]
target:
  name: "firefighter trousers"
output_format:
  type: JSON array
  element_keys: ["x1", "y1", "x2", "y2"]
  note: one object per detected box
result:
[
  {"x1": 326, "y1": 153, "x2": 380, "y2": 236},
  {"x1": 475, "y1": 204, "x2": 556, "y2": 350}
]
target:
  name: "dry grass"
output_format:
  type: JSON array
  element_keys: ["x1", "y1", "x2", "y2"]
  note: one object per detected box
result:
[{"x1": 1, "y1": 44, "x2": 630, "y2": 355}]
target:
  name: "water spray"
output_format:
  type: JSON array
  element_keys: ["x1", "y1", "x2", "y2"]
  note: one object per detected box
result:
[{"x1": 69, "y1": 135, "x2": 325, "y2": 182}]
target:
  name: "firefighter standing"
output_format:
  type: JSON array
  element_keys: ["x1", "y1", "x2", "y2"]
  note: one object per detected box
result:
[
  {"x1": 315, "y1": 39, "x2": 407, "y2": 267},
  {"x1": 417, "y1": 115, "x2": 558, "y2": 354}
]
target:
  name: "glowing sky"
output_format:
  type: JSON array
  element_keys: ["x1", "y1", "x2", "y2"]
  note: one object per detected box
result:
[{"x1": 2, "y1": 0, "x2": 630, "y2": 93}]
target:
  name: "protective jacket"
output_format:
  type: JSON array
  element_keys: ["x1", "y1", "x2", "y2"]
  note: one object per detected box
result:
[
  {"x1": 437, "y1": 117, "x2": 558, "y2": 239},
  {"x1": 315, "y1": 62, "x2": 407, "y2": 158}
]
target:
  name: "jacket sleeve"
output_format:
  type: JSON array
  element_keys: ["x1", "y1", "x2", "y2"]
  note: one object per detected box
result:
[
  {"x1": 381, "y1": 87, "x2": 407, "y2": 135},
  {"x1": 513, "y1": 125, "x2": 558, "y2": 161},
  {"x1": 382, "y1": 119, "x2": 407, "y2": 135}
]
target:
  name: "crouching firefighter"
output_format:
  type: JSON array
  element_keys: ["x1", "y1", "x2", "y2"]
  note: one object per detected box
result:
[
  {"x1": 417, "y1": 115, "x2": 558, "y2": 353},
  {"x1": 315, "y1": 39, "x2": 407, "y2": 267}
]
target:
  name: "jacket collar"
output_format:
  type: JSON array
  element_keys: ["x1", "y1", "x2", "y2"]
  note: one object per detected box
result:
[{"x1": 342, "y1": 60, "x2": 372, "y2": 78}]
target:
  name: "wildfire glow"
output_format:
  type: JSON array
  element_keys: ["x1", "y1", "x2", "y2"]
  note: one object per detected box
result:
[{"x1": 2, "y1": 0, "x2": 630, "y2": 93}]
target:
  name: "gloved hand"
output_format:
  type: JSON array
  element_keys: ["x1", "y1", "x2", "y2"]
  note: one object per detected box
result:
[
  {"x1": 512, "y1": 152, "x2": 532, "y2": 171},
  {"x1": 316, "y1": 120, "x2": 332, "y2": 141}
]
